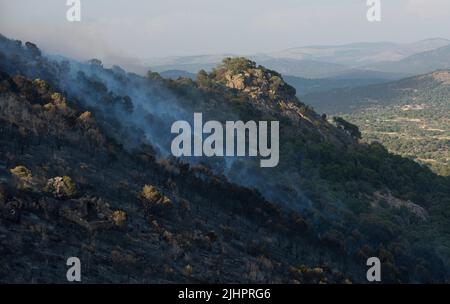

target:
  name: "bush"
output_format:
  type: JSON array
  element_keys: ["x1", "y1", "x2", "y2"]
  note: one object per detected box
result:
[
  {"x1": 220, "y1": 57, "x2": 256, "y2": 74},
  {"x1": 87, "y1": 58, "x2": 103, "y2": 68},
  {"x1": 184, "y1": 264, "x2": 193, "y2": 275},
  {"x1": 43, "y1": 102, "x2": 55, "y2": 112},
  {"x1": 269, "y1": 75, "x2": 284, "y2": 92},
  {"x1": 33, "y1": 78, "x2": 48, "y2": 90},
  {"x1": 139, "y1": 185, "x2": 172, "y2": 214},
  {"x1": 147, "y1": 70, "x2": 162, "y2": 81},
  {"x1": 77, "y1": 111, "x2": 94, "y2": 126},
  {"x1": 10, "y1": 165, "x2": 33, "y2": 190},
  {"x1": 110, "y1": 210, "x2": 127, "y2": 227},
  {"x1": 196, "y1": 70, "x2": 210, "y2": 87},
  {"x1": 10, "y1": 165, "x2": 32, "y2": 180},
  {"x1": 50, "y1": 92, "x2": 67, "y2": 109}
]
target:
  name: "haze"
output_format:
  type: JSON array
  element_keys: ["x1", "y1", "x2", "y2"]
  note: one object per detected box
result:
[{"x1": 0, "y1": 0, "x2": 449, "y2": 63}]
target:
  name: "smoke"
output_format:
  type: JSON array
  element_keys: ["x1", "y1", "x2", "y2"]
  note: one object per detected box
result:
[{"x1": 0, "y1": 33, "x2": 317, "y2": 215}]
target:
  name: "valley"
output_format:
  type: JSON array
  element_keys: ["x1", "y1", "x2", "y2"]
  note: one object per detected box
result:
[{"x1": 302, "y1": 70, "x2": 450, "y2": 176}]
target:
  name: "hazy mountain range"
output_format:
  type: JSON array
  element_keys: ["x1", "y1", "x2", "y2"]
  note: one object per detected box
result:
[{"x1": 146, "y1": 38, "x2": 450, "y2": 80}]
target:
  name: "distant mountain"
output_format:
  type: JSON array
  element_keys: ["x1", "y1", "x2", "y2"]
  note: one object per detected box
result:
[
  {"x1": 325, "y1": 69, "x2": 405, "y2": 80},
  {"x1": 284, "y1": 75, "x2": 390, "y2": 96},
  {"x1": 146, "y1": 54, "x2": 237, "y2": 67},
  {"x1": 269, "y1": 39, "x2": 450, "y2": 66},
  {"x1": 152, "y1": 57, "x2": 405, "y2": 79},
  {"x1": 159, "y1": 69, "x2": 196, "y2": 80},
  {"x1": 146, "y1": 54, "x2": 236, "y2": 74},
  {"x1": 364, "y1": 45, "x2": 450, "y2": 75},
  {"x1": 146, "y1": 39, "x2": 450, "y2": 79},
  {"x1": 247, "y1": 58, "x2": 349, "y2": 78}
]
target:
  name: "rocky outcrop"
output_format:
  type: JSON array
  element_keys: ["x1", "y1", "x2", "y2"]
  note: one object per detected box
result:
[
  {"x1": 44, "y1": 176, "x2": 77, "y2": 199},
  {"x1": 215, "y1": 57, "x2": 297, "y2": 104},
  {"x1": 373, "y1": 191, "x2": 429, "y2": 221}
]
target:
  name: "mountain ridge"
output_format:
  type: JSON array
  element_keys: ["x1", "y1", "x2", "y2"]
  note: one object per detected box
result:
[{"x1": 364, "y1": 45, "x2": 450, "y2": 75}]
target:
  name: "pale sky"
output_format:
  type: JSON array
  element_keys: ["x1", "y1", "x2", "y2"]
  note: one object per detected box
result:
[{"x1": 1, "y1": 0, "x2": 449, "y2": 62}]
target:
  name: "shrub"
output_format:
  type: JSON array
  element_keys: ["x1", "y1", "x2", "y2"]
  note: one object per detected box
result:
[
  {"x1": 147, "y1": 70, "x2": 162, "y2": 81},
  {"x1": 196, "y1": 70, "x2": 210, "y2": 87},
  {"x1": 110, "y1": 210, "x2": 127, "y2": 227},
  {"x1": 43, "y1": 103, "x2": 55, "y2": 112},
  {"x1": 77, "y1": 111, "x2": 94, "y2": 126},
  {"x1": 143, "y1": 186, "x2": 169, "y2": 204},
  {"x1": 299, "y1": 105, "x2": 308, "y2": 115},
  {"x1": 269, "y1": 75, "x2": 284, "y2": 92},
  {"x1": 162, "y1": 230, "x2": 174, "y2": 243},
  {"x1": 10, "y1": 165, "x2": 32, "y2": 180},
  {"x1": 87, "y1": 58, "x2": 103, "y2": 68},
  {"x1": 10, "y1": 165, "x2": 33, "y2": 190},
  {"x1": 184, "y1": 264, "x2": 193, "y2": 275},
  {"x1": 33, "y1": 78, "x2": 48, "y2": 90},
  {"x1": 220, "y1": 57, "x2": 256, "y2": 74},
  {"x1": 139, "y1": 185, "x2": 172, "y2": 214},
  {"x1": 51, "y1": 92, "x2": 67, "y2": 109},
  {"x1": 25, "y1": 42, "x2": 41, "y2": 57}
]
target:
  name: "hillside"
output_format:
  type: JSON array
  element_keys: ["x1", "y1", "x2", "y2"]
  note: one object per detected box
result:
[
  {"x1": 1, "y1": 35, "x2": 450, "y2": 283},
  {"x1": 283, "y1": 75, "x2": 391, "y2": 96},
  {"x1": 303, "y1": 70, "x2": 450, "y2": 113}
]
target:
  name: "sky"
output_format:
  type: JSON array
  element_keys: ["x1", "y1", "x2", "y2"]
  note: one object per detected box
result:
[{"x1": 1, "y1": 0, "x2": 450, "y2": 63}]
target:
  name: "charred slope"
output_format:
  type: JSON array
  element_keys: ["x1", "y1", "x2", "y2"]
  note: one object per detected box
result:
[{"x1": 0, "y1": 71, "x2": 360, "y2": 283}]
